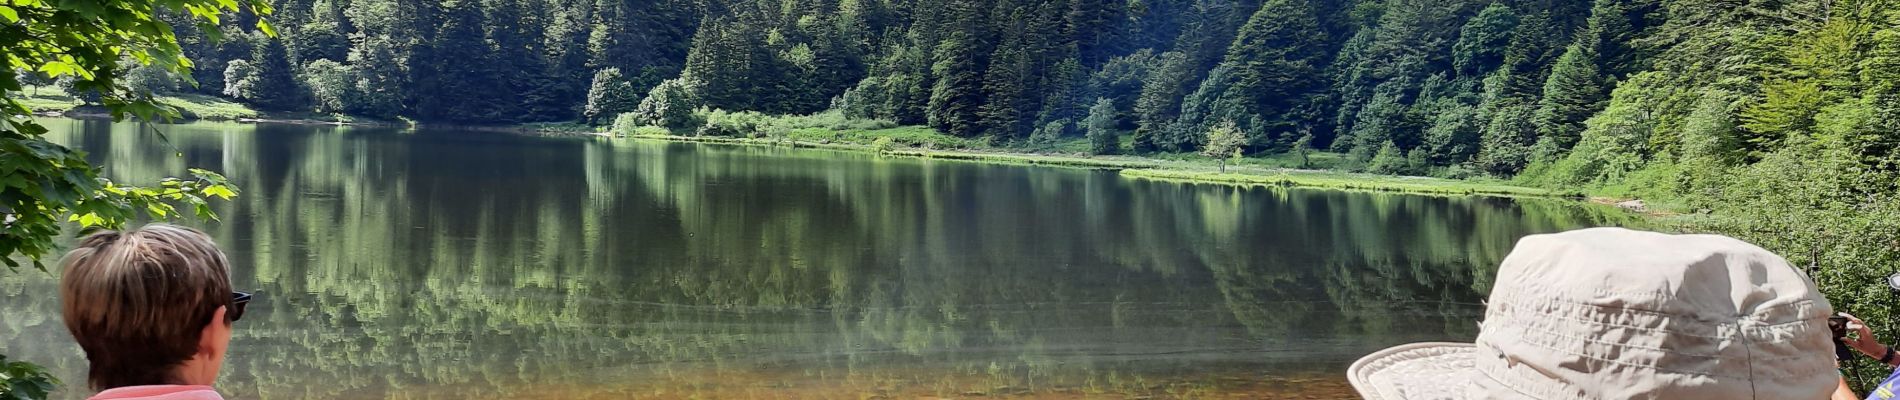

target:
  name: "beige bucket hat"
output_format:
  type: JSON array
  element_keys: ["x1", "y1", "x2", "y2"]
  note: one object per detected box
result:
[{"x1": 1348, "y1": 228, "x2": 1840, "y2": 399}]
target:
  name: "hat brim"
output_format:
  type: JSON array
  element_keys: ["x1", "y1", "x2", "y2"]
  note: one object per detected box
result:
[{"x1": 1348, "y1": 342, "x2": 1477, "y2": 400}]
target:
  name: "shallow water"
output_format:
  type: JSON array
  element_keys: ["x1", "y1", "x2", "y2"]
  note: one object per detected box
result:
[{"x1": 0, "y1": 118, "x2": 1632, "y2": 399}]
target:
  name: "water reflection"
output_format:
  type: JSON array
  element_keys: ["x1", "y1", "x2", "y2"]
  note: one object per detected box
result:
[{"x1": 0, "y1": 118, "x2": 1632, "y2": 398}]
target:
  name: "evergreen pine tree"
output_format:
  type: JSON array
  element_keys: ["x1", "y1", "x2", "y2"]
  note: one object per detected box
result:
[
  {"x1": 1218, "y1": 0, "x2": 1328, "y2": 148},
  {"x1": 1531, "y1": 44, "x2": 1607, "y2": 151},
  {"x1": 980, "y1": 6, "x2": 1034, "y2": 138},
  {"x1": 1452, "y1": 2, "x2": 1518, "y2": 79},
  {"x1": 246, "y1": 38, "x2": 305, "y2": 111},
  {"x1": 414, "y1": 0, "x2": 506, "y2": 122},
  {"x1": 927, "y1": 0, "x2": 991, "y2": 137},
  {"x1": 1133, "y1": 51, "x2": 1193, "y2": 153}
]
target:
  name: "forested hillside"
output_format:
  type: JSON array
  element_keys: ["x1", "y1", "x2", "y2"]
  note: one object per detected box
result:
[{"x1": 19, "y1": 0, "x2": 1900, "y2": 187}]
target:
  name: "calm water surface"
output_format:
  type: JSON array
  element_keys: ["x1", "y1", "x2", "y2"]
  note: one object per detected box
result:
[{"x1": 1, "y1": 118, "x2": 1632, "y2": 399}]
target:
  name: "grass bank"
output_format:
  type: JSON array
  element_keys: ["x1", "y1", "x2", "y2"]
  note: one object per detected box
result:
[
  {"x1": 16, "y1": 86, "x2": 383, "y2": 124},
  {"x1": 608, "y1": 111, "x2": 1566, "y2": 199},
  {"x1": 1121, "y1": 169, "x2": 1577, "y2": 198}
]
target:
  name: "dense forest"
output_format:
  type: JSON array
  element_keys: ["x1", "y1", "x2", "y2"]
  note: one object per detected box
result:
[{"x1": 20, "y1": 0, "x2": 1898, "y2": 183}]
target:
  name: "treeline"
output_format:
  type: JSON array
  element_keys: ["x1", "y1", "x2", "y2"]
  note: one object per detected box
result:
[{"x1": 27, "y1": 0, "x2": 1900, "y2": 184}]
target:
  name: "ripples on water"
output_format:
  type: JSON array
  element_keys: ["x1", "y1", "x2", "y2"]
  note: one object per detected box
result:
[{"x1": 0, "y1": 118, "x2": 1634, "y2": 399}]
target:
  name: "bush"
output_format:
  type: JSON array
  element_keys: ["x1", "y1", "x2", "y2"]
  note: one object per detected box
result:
[
  {"x1": 1030, "y1": 119, "x2": 1071, "y2": 144},
  {"x1": 611, "y1": 112, "x2": 641, "y2": 137},
  {"x1": 872, "y1": 137, "x2": 897, "y2": 155},
  {"x1": 634, "y1": 77, "x2": 700, "y2": 129},
  {"x1": 695, "y1": 108, "x2": 769, "y2": 137},
  {"x1": 1367, "y1": 141, "x2": 1407, "y2": 175},
  {"x1": 635, "y1": 126, "x2": 671, "y2": 136}
]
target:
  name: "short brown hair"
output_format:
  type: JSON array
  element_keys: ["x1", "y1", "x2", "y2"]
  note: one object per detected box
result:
[{"x1": 59, "y1": 224, "x2": 233, "y2": 390}]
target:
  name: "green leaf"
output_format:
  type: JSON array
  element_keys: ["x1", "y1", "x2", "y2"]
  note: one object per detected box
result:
[
  {"x1": 202, "y1": 185, "x2": 235, "y2": 200},
  {"x1": 0, "y1": 6, "x2": 18, "y2": 23},
  {"x1": 72, "y1": 212, "x2": 104, "y2": 227}
]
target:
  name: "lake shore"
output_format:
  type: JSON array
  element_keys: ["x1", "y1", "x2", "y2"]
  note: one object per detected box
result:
[
  {"x1": 608, "y1": 132, "x2": 1580, "y2": 199},
  {"x1": 26, "y1": 101, "x2": 1576, "y2": 200}
]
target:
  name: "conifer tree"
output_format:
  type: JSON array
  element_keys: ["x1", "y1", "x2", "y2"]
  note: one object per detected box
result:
[
  {"x1": 927, "y1": 0, "x2": 991, "y2": 137},
  {"x1": 246, "y1": 38, "x2": 305, "y2": 111},
  {"x1": 414, "y1": 0, "x2": 504, "y2": 121},
  {"x1": 1218, "y1": 0, "x2": 1328, "y2": 148},
  {"x1": 1531, "y1": 44, "x2": 1607, "y2": 151}
]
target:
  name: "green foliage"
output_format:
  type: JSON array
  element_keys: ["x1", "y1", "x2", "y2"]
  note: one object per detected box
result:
[
  {"x1": 0, "y1": 354, "x2": 57, "y2": 400},
  {"x1": 926, "y1": 6, "x2": 989, "y2": 139},
  {"x1": 220, "y1": 59, "x2": 259, "y2": 100},
  {"x1": 1, "y1": 0, "x2": 265, "y2": 269},
  {"x1": 1121, "y1": 168, "x2": 1569, "y2": 198},
  {"x1": 303, "y1": 59, "x2": 359, "y2": 114},
  {"x1": 1029, "y1": 119, "x2": 1073, "y2": 145},
  {"x1": 871, "y1": 136, "x2": 897, "y2": 155},
  {"x1": 633, "y1": 126, "x2": 673, "y2": 137},
  {"x1": 1201, "y1": 119, "x2": 1246, "y2": 173},
  {"x1": 611, "y1": 112, "x2": 643, "y2": 137},
  {"x1": 121, "y1": 61, "x2": 179, "y2": 99},
  {"x1": 1475, "y1": 103, "x2": 1536, "y2": 176},
  {"x1": 1739, "y1": 79, "x2": 1827, "y2": 156},
  {"x1": 1533, "y1": 44, "x2": 1608, "y2": 152},
  {"x1": 1085, "y1": 98, "x2": 1121, "y2": 155},
  {"x1": 584, "y1": 68, "x2": 639, "y2": 124},
  {"x1": 1289, "y1": 133, "x2": 1315, "y2": 169},
  {"x1": 1452, "y1": 3, "x2": 1518, "y2": 78},
  {"x1": 1132, "y1": 51, "x2": 1192, "y2": 153},
  {"x1": 1213, "y1": 0, "x2": 1329, "y2": 148},
  {"x1": 244, "y1": 39, "x2": 304, "y2": 111},
  {"x1": 1367, "y1": 141, "x2": 1406, "y2": 175},
  {"x1": 635, "y1": 77, "x2": 701, "y2": 130},
  {"x1": 413, "y1": 0, "x2": 505, "y2": 122}
]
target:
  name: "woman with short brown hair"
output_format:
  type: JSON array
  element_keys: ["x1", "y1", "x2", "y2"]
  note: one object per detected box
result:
[{"x1": 59, "y1": 224, "x2": 252, "y2": 400}]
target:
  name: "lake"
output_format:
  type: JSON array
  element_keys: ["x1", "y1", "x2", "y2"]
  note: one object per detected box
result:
[{"x1": 0, "y1": 118, "x2": 1632, "y2": 399}]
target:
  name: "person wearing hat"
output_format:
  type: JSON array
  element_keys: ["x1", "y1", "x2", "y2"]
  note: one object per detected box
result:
[{"x1": 1348, "y1": 227, "x2": 1853, "y2": 399}]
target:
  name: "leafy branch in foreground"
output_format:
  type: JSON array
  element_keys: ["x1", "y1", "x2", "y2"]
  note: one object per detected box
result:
[
  {"x1": 2, "y1": 0, "x2": 268, "y2": 395},
  {"x1": 0, "y1": 354, "x2": 56, "y2": 399},
  {"x1": 2, "y1": 0, "x2": 269, "y2": 269}
]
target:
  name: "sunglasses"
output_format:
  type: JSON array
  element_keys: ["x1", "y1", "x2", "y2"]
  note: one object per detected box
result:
[{"x1": 230, "y1": 291, "x2": 254, "y2": 322}]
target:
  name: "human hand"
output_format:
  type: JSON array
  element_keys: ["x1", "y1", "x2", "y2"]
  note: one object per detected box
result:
[{"x1": 1842, "y1": 313, "x2": 1885, "y2": 358}]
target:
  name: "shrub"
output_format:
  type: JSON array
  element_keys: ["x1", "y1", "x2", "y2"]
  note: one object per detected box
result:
[
  {"x1": 611, "y1": 112, "x2": 641, "y2": 137},
  {"x1": 1031, "y1": 119, "x2": 1071, "y2": 144},
  {"x1": 634, "y1": 126, "x2": 671, "y2": 137},
  {"x1": 695, "y1": 108, "x2": 768, "y2": 137},
  {"x1": 1367, "y1": 141, "x2": 1407, "y2": 175},
  {"x1": 635, "y1": 77, "x2": 701, "y2": 129},
  {"x1": 872, "y1": 137, "x2": 897, "y2": 155}
]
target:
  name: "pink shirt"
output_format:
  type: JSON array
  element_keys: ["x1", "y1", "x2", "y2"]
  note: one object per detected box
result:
[{"x1": 88, "y1": 385, "x2": 224, "y2": 400}]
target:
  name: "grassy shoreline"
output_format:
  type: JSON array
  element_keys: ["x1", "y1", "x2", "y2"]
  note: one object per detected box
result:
[
  {"x1": 613, "y1": 132, "x2": 1572, "y2": 199},
  {"x1": 1120, "y1": 168, "x2": 1577, "y2": 198}
]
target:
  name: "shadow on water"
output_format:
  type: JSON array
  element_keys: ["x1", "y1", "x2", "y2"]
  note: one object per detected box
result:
[{"x1": 0, "y1": 118, "x2": 1637, "y2": 399}]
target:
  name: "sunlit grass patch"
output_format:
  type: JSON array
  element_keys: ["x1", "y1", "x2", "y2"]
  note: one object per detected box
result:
[
  {"x1": 159, "y1": 93, "x2": 261, "y2": 120},
  {"x1": 1121, "y1": 168, "x2": 1575, "y2": 198}
]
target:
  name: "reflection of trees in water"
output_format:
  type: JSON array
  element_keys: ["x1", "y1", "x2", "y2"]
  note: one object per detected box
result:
[{"x1": 0, "y1": 121, "x2": 1635, "y2": 398}]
